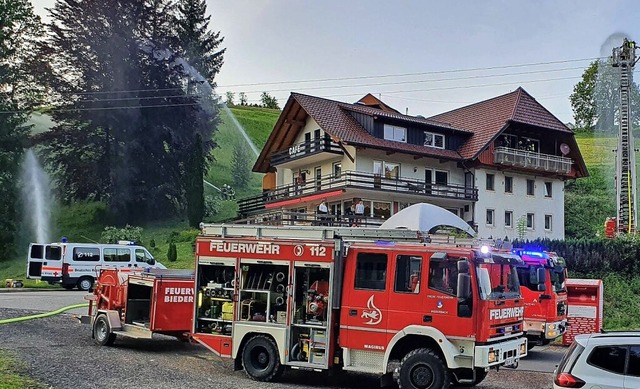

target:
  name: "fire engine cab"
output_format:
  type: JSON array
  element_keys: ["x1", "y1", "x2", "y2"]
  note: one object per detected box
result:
[
  {"x1": 513, "y1": 250, "x2": 568, "y2": 349},
  {"x1": 191, "y1": 224, "x2": 528, "y2": 388}
]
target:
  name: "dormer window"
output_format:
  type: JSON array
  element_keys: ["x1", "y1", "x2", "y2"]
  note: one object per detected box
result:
[
  {"x1": 384, "y1": 124, "x2": 406, "y2": 143},
  {"x1": 424, "y1": 131, "x2": 445, "y2": 149}
]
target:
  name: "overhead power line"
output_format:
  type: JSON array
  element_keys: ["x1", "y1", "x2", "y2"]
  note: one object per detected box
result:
[{"x1": 218, "y1": 56, "x2": 605, "y2": 88}]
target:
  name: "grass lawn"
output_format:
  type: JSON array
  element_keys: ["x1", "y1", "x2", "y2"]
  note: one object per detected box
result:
[{"x1": 0, "y1": 351, "x2": 46, "y2": 389}]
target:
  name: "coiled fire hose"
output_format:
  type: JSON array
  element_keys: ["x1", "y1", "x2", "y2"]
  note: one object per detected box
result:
[{"x1": 0, "y1": 303, "x2": 89, "y2": 325}]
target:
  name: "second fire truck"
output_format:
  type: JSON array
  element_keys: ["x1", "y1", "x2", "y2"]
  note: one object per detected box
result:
[
  {"x1": 513, "y1": 250, "x2": 568, "y2": 349},
  {"x1": 190, "y1": 224, "x2": 528, "y2": 388}
]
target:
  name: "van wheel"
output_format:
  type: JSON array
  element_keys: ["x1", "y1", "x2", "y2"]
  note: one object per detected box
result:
[
  {"x1": 395, "y1": 348, "x2": 450, "y2": 389},
  {"x1": 77, "y1": 277, "x2": 94, "y2": 291},
  {"x1": 242, "y1": 335, "x2": 284, "y2": 382},
  {"x1": 93, "y1": 314, "x2": 116, "y2": 346}
]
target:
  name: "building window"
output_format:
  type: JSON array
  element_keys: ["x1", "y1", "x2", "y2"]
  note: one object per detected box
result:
[
  {"x1": 374, "y1": 160, "x2": 400, "y2": 180},
  {"x1": 544, "y1": 182, "x2": 552, "y2": 198},
  {"x1": 333, "y1": 162, "x2": 342, "y2": 179},
  {"x1": 505, "y1": 211, "x2": 513, "y2": 228},
  {"x1": 526, "y1": 179, "x2": 535, "y2": 196},
  {"x1": 434, "y1": 170, "x2": 448, "y2": 185},
  {"x1": 424, "y1": 131, "x2": 445, "y2": 149},
  {"x1": 486, "y1": 174, "x2": 495, "y2": 191},
  {"x1": 384, "y1": 124, "x2": 406, "y2": 142},
  {"x1": 486, "y1": 209, "x2": 495, "y2": 226},
  {"x1": 526, "y1": 213, "x2": 535, "y2": 229},
  {"x1": 500, "y1": 134, "x2": 518, "y2": 148},
  {"x1": 505, "y1": 176, "x2": 513, "y2": 193},
  {"x1": 372, "y1": 201, "x2": 391, "y2": 219},
  {"x1": 519, "y1": 137, "x2": 540, "y2": 152},
  {"x1": 545, "y1": 215, "x2": 552, "y2": 231}
]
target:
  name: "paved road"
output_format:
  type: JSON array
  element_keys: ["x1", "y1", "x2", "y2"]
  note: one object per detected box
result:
[{"x1": 0, "y1": 289, "x2": 88, "y2": 316}]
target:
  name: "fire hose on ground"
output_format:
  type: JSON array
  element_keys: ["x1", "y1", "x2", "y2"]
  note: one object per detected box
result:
[{"x1": 0, "y1": 303, "x2": 89, "y2": 325}]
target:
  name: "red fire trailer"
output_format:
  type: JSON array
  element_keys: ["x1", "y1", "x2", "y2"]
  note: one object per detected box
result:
[{"x1": 87, "y1": 268, "x2": 195, "y2": 346}]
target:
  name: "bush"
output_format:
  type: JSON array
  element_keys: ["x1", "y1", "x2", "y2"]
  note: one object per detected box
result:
[
  {"x1": 101, "y1": 225, "x2": 143, "y2": 244},
  {"x1": 167, "y1": 242, "x2": 177, "y2": 262}
]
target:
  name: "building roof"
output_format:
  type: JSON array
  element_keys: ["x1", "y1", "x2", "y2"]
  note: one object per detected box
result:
[
  {"x1": 253, "y1": 88, "x2": 587, "y2": 178},
  {"x1": 252, "y1": 93, "x2": 468, "y2": 172},
  {"x1": 428, "y1": 87, "x2": 573, "y2": 159}
]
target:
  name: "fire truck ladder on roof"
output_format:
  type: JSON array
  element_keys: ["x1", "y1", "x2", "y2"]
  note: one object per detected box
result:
[
  {"x1": 612, "y1": 39, "x2": 639, "y2": 234},
  {"x1": 199, "y1": 223, "x2": 422, "y2": 242}
]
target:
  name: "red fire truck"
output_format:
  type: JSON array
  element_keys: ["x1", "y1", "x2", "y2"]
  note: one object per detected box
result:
[
  {"x1": 190, "y1": 224, "x2": 528, "y2": 388},
  {"x1": 513, "y1": 250, "x2": 568, "y2": 349}
]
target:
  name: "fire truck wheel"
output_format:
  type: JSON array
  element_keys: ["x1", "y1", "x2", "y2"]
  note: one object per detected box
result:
[
  {"x1": 242, "y1": 335, "x2": 284, "y2": 382},
  {"x1": 77, "y1": 277, "x2": 94, "y2": 292},
  {"x1": 395, "y1": 348, "x2": 450, "y2": 389},
  {"x1": 93, "y1": 314, "x2": 116, "y2": 346}
]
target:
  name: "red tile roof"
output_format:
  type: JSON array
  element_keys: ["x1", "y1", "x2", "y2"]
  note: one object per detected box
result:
[
  {"x1": 291, "y1": 93, "x2": 464, "y2": 160},
  {"x1": 428, "y1": 87, "x2": 573, "y2": 159}
]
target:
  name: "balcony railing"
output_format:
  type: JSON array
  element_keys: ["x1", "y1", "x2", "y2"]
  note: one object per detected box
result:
[
  {"x1": 239, "y1": 210, "x2": 385, "y2": 228},
  {"x1": 270, "y1": 135, "x2": 343, "y2": 166},
  {"x1": 237, "y1": 170, "x2": 478, "y2": 216},
  {"x1": 494, "y1": 146, "x2": 572, "y2": 174}
]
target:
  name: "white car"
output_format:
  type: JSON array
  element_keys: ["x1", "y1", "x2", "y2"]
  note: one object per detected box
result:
[{"x1": 554, "y1": 332, "x2": 640, "y2": 389}]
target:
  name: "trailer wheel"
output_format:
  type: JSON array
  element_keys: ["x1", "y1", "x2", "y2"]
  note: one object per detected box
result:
[
  {"x1": 93, "y1": 314, "x2": 116, "y2": 346},
  {"x1": 395, "y1": 348, "x2": 450, "y2": 389},
  {"x1": 77, "y1": 277, "x2": 94, "y2": 292},
  {"x1": 242, "y1": 335, "x2": 284, "y2": 382}
]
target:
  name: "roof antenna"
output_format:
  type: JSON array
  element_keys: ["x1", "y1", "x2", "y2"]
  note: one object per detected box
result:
[{"x1": 406, "y1": 107, "x2": 409, "y2": 115}]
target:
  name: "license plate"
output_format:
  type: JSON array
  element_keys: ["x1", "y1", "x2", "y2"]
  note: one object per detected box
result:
[{"x1": 504, "y1": 357, "x2": 516, "y2": 366}]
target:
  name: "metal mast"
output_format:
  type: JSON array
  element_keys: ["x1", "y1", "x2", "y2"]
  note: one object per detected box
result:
[{"x1": 612, "y1": 38, "x2": 638, "y2": 233}]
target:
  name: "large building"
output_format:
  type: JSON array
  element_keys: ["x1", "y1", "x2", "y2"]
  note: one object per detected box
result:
[{"x1": 238, "y1": 88, "x2": 588, "y2": 240}]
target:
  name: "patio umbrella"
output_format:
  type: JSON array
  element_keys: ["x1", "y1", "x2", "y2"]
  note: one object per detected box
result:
[{"x1": 380, "y1": 203, "x2": 475, "y2": 236}]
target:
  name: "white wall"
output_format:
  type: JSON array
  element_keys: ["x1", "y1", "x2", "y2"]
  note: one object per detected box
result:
[{"x1": 474, "y1": 169, "x2": 565, "y2": 240}]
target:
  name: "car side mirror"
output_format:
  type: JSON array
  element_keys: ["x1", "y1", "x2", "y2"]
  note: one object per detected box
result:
[
  {"x1": 537, "y1": 283, "x2": 546, "y2": 292},
  {"x1": 147, "y1": 258, "x2": 155, "y2": 265}
]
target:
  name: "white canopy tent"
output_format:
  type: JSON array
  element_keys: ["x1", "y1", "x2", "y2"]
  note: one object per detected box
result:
[{"x1": 380, "y1": 203, "x2": 475, "y2": 236}]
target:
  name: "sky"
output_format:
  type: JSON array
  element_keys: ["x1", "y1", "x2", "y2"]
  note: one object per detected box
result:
[{"x1": 31, "y1": 0, "x2": 640, "y2": 124}]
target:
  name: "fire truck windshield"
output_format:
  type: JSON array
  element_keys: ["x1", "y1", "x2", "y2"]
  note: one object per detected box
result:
[
  {"x1": 476, "y1": 263, "x2": 520, "y2": 300},
  {"x1": 550, "y1": 267, "x2": 566, "y2": 293}
]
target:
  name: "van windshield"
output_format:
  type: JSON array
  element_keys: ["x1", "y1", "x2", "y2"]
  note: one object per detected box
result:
[{"x1": 135, "y1": 249, "x2": 154, "y2": 263}]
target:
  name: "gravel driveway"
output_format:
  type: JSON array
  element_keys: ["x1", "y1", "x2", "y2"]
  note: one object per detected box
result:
[{"x1": 0, "y1": 308, "x2": 554, "y2": 389}]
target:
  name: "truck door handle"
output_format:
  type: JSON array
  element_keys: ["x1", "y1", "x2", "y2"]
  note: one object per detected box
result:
[
  {"x1": 349, "y1": 309, "x2": 357, "y2": 316},
  {"x1": 128, "y1": 264, "x2": 132, "y2": 267}
]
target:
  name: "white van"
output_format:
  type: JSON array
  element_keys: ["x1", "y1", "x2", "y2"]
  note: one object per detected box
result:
[{"x1": 26, "y1": 241, "x2": 166, "y2": 291}]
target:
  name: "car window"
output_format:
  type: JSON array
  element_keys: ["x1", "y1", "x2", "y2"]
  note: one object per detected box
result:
[
  {"x1": 628, "y1": 346, "x2": 640, "y2": 377},
  {"x1": 588, "y1": 346, "x2": 627, "y2": 374},
  {"x1": 557, "y1": 341, "x2": 584, "y2": 373}
]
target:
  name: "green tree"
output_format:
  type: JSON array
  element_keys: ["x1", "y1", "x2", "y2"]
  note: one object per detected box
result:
[
  {"x1": 225, "y1": 91, "x2": 235, "y2": 106},
  {"x1": 186, "y1": 134, "x2": 205, "y2": 228},
  {"x1": 231, "y1": 140, "x2": 251, "y2": 189},
  {"x1": 42, "y1": 0, "x2": 222, "y2": 224},
  {"x1": 260, "y1": 92, "x2": 280, "y2": 109},
  {"x1": 167, "y1": 242, "x2": 177, "y2": 262},
  {"x1": 516, "y1": 215, "x2": 527, "y2": 240},
  {"x1": 570, "y1": 60, "x2": 640, "y2": 132},
  {"x1": 0, "y1": 0, "x2": 45, "y2": 256},
  {"x1": 101, "y1": 225, "x2": 144, "y2": 244},
  {"x1": 239, "y1": 92, "x2": 247, "y2": 106}
]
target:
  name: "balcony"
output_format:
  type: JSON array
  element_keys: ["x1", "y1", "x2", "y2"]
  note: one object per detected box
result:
[
  {"x1": 494, "y1": 147, "x2": 572, "y2": 174},
  {"x1": 270, "y1": 135, "x2": 343, "y2": 166},
  {"x1": 237, "y1": 170, "x2": 478, "y2": 216}
]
